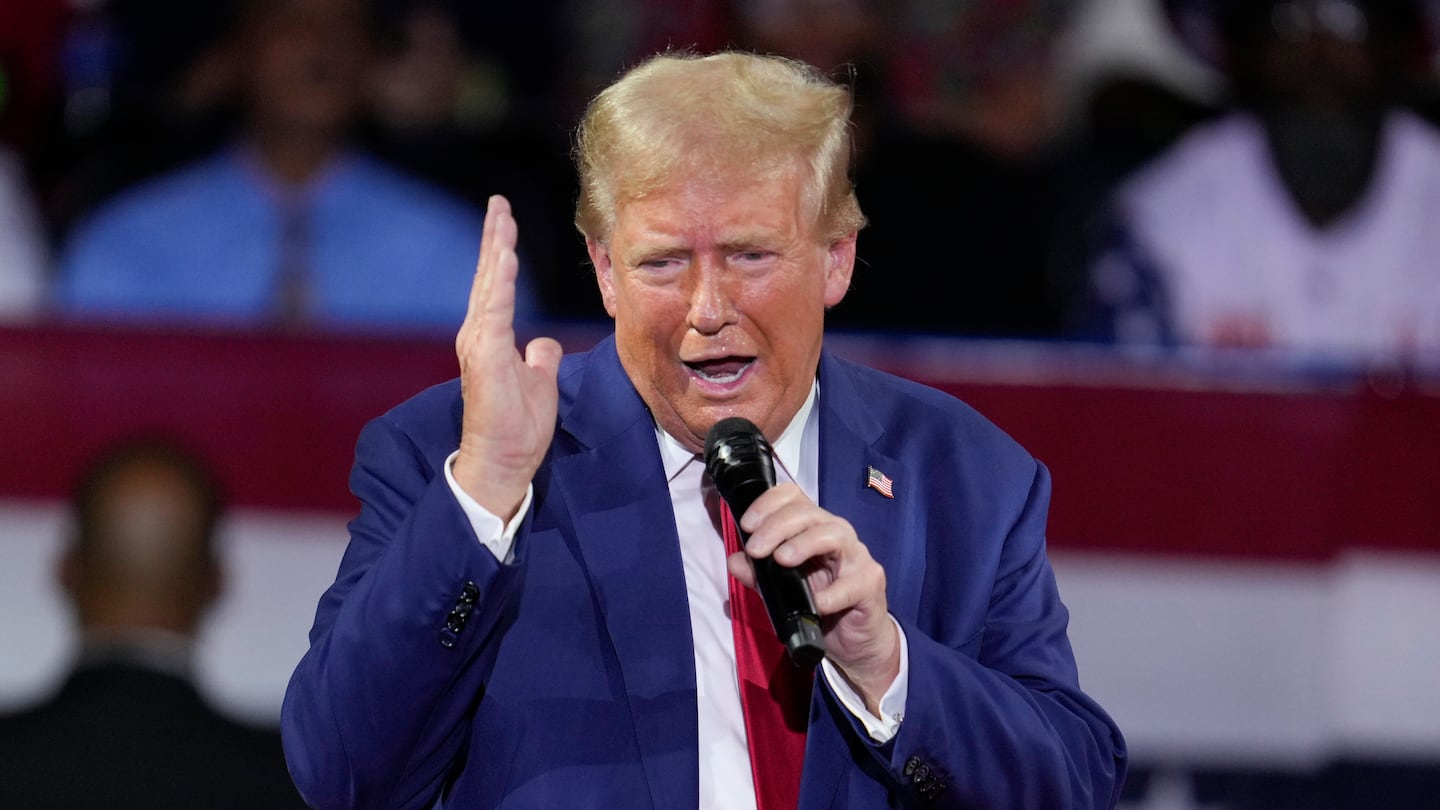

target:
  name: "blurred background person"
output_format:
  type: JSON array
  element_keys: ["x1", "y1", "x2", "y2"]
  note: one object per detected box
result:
[
  {"x1": 803, "y1": 0, "x2": 1083, "y2": 338},
  {"x1": 0, "y1": 144, "x2": 49, "y2": 321},
  {"x1": 33, "y1": 0, "x2": 245, "y2": 240},
  {"x1": 0, "y1": 437, "x2": 307, "y2": 809},
  {"x1": 49, "y1": 0, "x2": 535, "y2": 333},
  {"x1": 1072, "y1": 0, "x2": 1440, "y2": 364},
  {"x1": 363, "y1": 0, "x2": 580, "y2": 322},
  {"x1": 1043, "y1": 0, "x2": 1226, "y2": 331}
]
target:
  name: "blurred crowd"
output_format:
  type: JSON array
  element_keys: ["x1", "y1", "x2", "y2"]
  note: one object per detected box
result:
[{"x1": 2, "y1": 0, "x2": 1439, "y2": 363}]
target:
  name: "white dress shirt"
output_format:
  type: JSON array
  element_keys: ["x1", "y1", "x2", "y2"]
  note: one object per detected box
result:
[{"x1": 443, "y1": 382, "x2": 908, "y2": 809}]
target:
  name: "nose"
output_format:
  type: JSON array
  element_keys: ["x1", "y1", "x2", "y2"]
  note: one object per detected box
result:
[{"x1": 686, "y1": 260, "x2": 737, "y2": 335}]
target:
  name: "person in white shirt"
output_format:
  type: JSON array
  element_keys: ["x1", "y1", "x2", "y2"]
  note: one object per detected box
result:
[{"x1": 1076, "y1": 0, "x2": 1440, "y2": 366}]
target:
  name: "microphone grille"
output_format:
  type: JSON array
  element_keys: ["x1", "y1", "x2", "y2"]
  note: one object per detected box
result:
[
  {"x1": 703, "y1": 417, "x2": 766, "y2": 468},
  {"x1": 703, "y1": 417, "x2": 775, "y2": 516}
]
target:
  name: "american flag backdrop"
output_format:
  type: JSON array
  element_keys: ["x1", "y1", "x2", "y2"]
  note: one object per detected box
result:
[{"x1": 1, "y1": 325, "x2": 1437, "y2": 809}]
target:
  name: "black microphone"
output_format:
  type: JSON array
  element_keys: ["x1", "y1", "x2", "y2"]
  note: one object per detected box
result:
[{"x1": 704, "y1": 416, "x2": 826, "y2": 668}]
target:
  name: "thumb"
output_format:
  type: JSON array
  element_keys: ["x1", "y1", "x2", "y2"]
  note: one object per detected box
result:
[
  {"x1": 726, "y1": 551, "x2": 757, "y2": 591},
  {"x1": 524, "y1": 337, "x2": 563, "y2": 380}
]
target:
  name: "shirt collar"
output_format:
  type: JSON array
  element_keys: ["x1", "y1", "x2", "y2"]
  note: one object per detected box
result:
[
  {"x1": 658, "y1": 381, "x2": 819, "y2": 486},
  {"x1": 230, "y1": 141, "x2": 356, "y2": 205},
  {"x1": 77, "y1": 627, "x2": 195, "y2": 680}
]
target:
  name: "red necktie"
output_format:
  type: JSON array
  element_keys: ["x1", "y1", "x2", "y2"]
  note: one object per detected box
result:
[{"x1": 719, "y1": 501, "x2": 813, "y2": 810}]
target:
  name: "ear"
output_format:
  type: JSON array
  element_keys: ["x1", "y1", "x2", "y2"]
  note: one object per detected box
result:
[
  {"x1": 587, "y1": 237, "x2": 619, "y2": 318},
  {"x1": 823, "y1": 232, "x2": 858, "y2": 308}
]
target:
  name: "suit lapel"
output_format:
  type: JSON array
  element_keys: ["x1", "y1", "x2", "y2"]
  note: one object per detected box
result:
[
  {"x1": 816, "y1": 351, "x2": 919, "y2": 615},
  {"x1": 545, "y1": 338, "x2": 699, "y2": 809},
  {"x1": 800, "y1": 352, "x2": 922, "y2": 810}
]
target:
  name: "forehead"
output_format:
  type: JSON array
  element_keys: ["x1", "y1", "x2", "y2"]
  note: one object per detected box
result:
[{"x1": 612, "y1": 164, "x2": 812, "y2": 242}]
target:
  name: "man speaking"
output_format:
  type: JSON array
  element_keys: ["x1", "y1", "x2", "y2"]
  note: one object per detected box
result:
[{"x1": 282, "y1": 51, "x2": 1126, "y2": 809}]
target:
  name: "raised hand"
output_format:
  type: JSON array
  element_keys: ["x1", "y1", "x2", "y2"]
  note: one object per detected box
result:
[
  {"x1": 451, "y1": 195, "x2": 564, "y2": 521},
  {"x1": 725, "y1": 483, "x2": 901, "y2": 715}
]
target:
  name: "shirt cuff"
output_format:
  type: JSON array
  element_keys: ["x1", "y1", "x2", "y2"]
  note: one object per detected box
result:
[
  {"x1": 819, "y1": 615, "x2": 909, "y2": 743},
  {"x1": 443, "y1": 449, "x2": 531, "y2": 563}
]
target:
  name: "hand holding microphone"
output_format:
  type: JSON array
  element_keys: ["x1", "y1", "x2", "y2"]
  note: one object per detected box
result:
[
  {"x1": 704, "y1": 416, "x2": 826, "y2": 667},
  {"x1": 705, "y1": 416, "x2": 902, "y2": 707}
]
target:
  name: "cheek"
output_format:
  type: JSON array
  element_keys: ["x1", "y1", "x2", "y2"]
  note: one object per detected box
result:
[
  {"x1": 614, "y1": 289, "x2": 689, "y2": 356},
  {"x1": 765, "y1": 269, "x2": 830, "y2": 324},
  {"x1": 635, "y1": 280, "x2": 694, "y2": 320}
]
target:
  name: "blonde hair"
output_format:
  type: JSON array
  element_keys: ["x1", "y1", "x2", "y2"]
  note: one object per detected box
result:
[{"x1": 573, "y1": 51, "x2": 866, "y2": 243}]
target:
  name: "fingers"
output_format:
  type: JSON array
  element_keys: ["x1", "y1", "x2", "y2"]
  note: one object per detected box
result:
[
  {"x1": 732, "y1": 484, "x2": 884, "y2": 616},
  {"x1": 728, "y1": 484, "x2": 898, "y2": 695},
  {"x1": 809, "y1": 556, "x2": 886, "y2": 616},
  {"x1": 462, "y1": 195, "x2": 519, "y2": 340},
  {"x1": 465, "y1": 195, "x2": 505, "y2": 322},
  {"x1": 726, "y1": 551, "x2": 756, "y2": 590},
  {"x1": 736, "y1": 484, "x2": 840, "y2": 564}
]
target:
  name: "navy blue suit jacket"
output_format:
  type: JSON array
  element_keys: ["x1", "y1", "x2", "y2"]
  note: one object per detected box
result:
[{"x1": 282, "y1": 335, "x2": 1126, "y2": 809}]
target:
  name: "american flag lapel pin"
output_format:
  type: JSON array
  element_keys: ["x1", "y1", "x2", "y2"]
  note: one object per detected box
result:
[{"x1": 866, "y1": 466, "x2": 895, "y2": 499}]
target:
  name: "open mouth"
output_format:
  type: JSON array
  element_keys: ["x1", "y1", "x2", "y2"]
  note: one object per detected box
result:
[{"x1": 685, "y1": 357, "x2": 754, "y2": 384}]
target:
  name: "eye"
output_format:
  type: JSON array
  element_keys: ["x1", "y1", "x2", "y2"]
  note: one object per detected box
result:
[
  {"x1": 733, "y1": 250, "x2": 776, "y2": 267},
  {"x1": 631, "y1": 255, "x2": 687, "y2": 284},
  {"x1": 637, "y1": 256, "x2": 682, "y2": 272}
]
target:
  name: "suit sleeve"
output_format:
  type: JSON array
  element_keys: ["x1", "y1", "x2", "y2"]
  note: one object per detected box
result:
[
  {"x1": 822, "y1": 461, "x2": 1127, "y2": 809},
  {"x1": 281, "y1": 414, "x2": 526, "y2": 810}
]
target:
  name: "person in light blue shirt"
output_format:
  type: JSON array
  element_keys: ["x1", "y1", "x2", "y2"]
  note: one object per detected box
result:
[
  {"x1": 50, "y1": 0, "x2": 538, "y2": 334},
  {"x1": 51, "y1": 144, "x2": 532, "y2": 332}
]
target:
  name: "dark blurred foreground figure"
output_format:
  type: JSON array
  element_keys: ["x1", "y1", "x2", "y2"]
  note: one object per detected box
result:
[
  {"x1": 0, "y1": 439, "x2": 306, "y2": 809},
  {"x1": 1075, "y1": 0, "x2": 1440, "y2": 362}
]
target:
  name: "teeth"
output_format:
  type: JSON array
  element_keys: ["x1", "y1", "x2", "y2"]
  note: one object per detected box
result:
[
  {"x1": 697, "y1": 368, "x2": 744, "y2": 383},
  {"x1": 691, "y1": 360, "x2": 751, "y2": 383}
]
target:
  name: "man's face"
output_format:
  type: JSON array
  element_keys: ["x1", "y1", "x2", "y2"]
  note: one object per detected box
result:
[
  {"x1": 588, "y1": 164, "x2": 855, "y2": 452},
  {"x1": 1256, "y1": 0, "x2": 1379, "y2": 114},
  {"x1": 245, "y1": 0, "x2": 372, "y2": 137}
]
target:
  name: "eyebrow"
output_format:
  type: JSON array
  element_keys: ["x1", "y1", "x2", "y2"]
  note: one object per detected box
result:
[
  {"x1": 619, "y1": 225, "x2": 794, "y2": 266},
  {"x1": 621, "y1": 240, "x2": 686, "y2": 265},
  {"x1": 718, "y1": 228, "x2": 795, "y2": 253}
]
